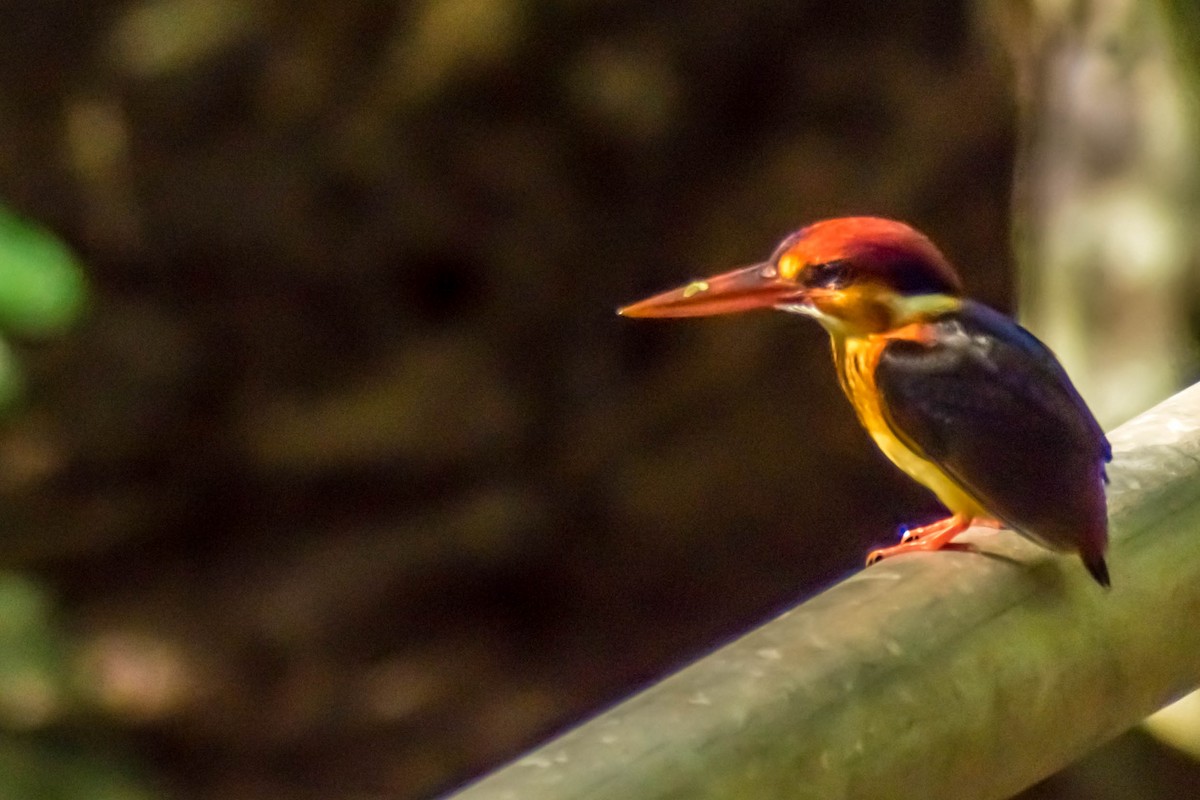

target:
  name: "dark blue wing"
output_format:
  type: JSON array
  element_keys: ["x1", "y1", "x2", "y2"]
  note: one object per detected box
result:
[{"x1": 874, "y1": 301, "x2": 1109, "y2": 571}]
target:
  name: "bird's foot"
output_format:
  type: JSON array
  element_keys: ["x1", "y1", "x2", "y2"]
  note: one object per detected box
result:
[
  {"x1": 868, "y1": 514, "x2": 972, "y2": 566},
  {"x1": 897, "y1": 516, "x2": 957, "y2": 544},
  {"x1": 897, "y1": 515, "x2": 1001, "y2": 543}
]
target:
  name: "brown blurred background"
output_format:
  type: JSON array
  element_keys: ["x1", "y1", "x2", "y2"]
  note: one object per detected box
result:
[{"x1": 0, "y1": 1, "x2": 1196, "y2": 798}]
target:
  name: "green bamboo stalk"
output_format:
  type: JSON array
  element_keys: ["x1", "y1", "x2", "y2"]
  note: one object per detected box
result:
[{"x1": 446, "y1": 380, "x2": 1200, "y2": 800}]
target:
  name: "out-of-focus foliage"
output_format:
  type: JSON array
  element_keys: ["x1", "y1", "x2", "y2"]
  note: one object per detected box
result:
[
  {"x1": 0, "y1": 738, "x2": 156, "y2": 800},
  {"x1": 995, "y1": 0, "x2": 1200, "y2": 427},
  {"x1": 0, "y1": 573, "x2": 68, "y2": 728},
  {"x1": 0, "y1": 210, "x2": 86, "y2": 338},
  {"x1": 995, "y1": 0, "x2": 1200, "y2": 792},
  {"x1": 0, "y1": 214, "x2": 155, "y2": 796},
  {"x1": 0, "y1": 574, "x2": 159, "y2": 799},
  {"x1": 0, "y1": 208, "x2": 87, "y2": 409},
  {"x1": 1158, "y1": 0, "x2": 1200, "y2": 91}
]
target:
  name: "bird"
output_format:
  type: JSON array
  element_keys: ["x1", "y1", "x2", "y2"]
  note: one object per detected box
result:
[{"x1": 619, "y1": 217, "x2": 1111, "y2": 586}]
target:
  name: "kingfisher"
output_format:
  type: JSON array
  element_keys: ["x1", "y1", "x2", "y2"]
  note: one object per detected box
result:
[{"x1": 619, "y1": 217, "x2": 1111, "y2": 586}]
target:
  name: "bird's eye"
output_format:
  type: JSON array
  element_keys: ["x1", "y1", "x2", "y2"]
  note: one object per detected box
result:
[{"x1": 804, "y1": 259, "x2": 852, "y2": 290}]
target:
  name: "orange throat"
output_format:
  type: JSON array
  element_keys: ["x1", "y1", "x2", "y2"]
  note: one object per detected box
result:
[{"x1": 834, "y1": 331, "x2": 987, "y2": 519}]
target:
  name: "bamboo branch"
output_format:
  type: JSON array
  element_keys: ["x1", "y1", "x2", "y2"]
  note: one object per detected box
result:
[{"x1": 445, "y1": 380, "x2": 1200, "y2": 800}]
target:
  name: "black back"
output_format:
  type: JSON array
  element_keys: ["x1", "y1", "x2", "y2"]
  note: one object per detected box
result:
[{"x1": 875, "y1": 301, "x2": 1110, "y2": 580}]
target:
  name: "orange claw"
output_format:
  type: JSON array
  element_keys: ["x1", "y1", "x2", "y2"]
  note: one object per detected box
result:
[
  {"x1": 866, "y1": 514, "x2": 974, "y2": 566},
  {"x1": 896, "y1": 515, "x2": 1001, "y2": 543}
]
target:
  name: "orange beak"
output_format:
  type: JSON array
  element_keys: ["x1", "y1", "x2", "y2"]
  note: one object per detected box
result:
[{"x1": 618, "y1": 263, "x2": 804, "y2": 318}]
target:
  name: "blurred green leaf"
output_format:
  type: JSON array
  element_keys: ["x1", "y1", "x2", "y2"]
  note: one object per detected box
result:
[
  {"x1": 0, "y1": 210, "x2": 86, "y2": 338},
  {"x1": 0, "y1": 337, "x2": 24, "y2": 414},
  {"x1": 0, "y1": 573, "x2": 68, "y2": 730},
  {"x1": 0, "y1": 575, "x2": 161, "y2": 798},
  {"x1": 0, "y1": 737, "x2": 161, "y2": 800}
]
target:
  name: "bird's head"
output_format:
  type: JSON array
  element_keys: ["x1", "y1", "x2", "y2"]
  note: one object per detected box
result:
[{"x1": 619, "y1": 217, "x2": 964, "y2": 336}]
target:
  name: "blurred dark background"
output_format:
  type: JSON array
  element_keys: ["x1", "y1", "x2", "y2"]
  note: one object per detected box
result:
[{"x1": 0, "y1": 1, "x2": 1194, "y2": 799}]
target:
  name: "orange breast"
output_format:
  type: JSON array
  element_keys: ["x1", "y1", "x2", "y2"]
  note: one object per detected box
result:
[{"x1": 834, "y1": 332, "x2": 987, "y2": 518}]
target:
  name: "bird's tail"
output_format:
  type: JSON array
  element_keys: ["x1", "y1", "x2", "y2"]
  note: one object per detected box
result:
[{"x1": 1081, "y1": 552, "x2": 1110, "y2": 588}]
